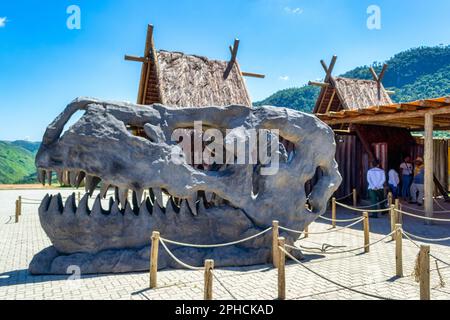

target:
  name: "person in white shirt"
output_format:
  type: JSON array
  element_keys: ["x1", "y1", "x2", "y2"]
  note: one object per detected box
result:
[
  {"x1": 399, "y1": 156, "x2": 413, "y2": 200},
  {"x1": 367, "y1": 159, "x2": 386, "y2": 218},
  {"x1": 388, "y1": 168, "x2": 400, "y2": 199}
]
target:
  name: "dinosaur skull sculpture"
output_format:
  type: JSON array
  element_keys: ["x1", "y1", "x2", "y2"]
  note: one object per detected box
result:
[{"x1": 29, "y1": 97, "x2": 341, "y2": 275}]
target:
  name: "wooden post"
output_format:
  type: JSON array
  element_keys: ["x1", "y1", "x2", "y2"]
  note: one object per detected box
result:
[
  {"x1": 419, "y1": 245, "x2": 430, "y2": 300},
  {"x1": 395, "y1": 224, "x2": 403, "y2": 277},
  {"x1": 272, "y1": 221, "x2": 279, "y2": 268},
  {"x1": 424, "y1": 112, "x2": 434, "y2": 224},
  {"x1": 18, "y1": 196, "x2": 22, "y2": 216},
  {"x1": 15, "y1": 199, "x2": 19, "y2": 223},
  {"x1": 395, "y1": 198, "x2": 402, "y2": 224},
  {"x1": 388, "y1": 192, "x2": 393, "y2": 208},
  {"x1": 353, "y1": 188, "x2": 357, "y2": 207},
  {"x1": 204, "y1": 259, "x2": 214, "y2": 300},
  {"x1": 363, "y1": 212, "x2": 370, "y2": 253},
  {"x1": 390, "y1": 205, "x2": 396, "y2": 240},
  {"x1": 149, "y1": 231, "x2": 160, "y2": 288},
  {"x1": 304, "y1": 224, "x2": 309, "y2": 239},
  {"x1": 278, "y1": 237, "x2": 286, "y2": 300},
  {"x1": 331, "y1": 197, "x2": 336, "y2": 228}
]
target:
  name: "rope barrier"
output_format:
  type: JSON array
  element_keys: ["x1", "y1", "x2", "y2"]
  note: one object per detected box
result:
[
  {"x1": 159, "y1": 227, "x2": 272, "y2": 248},
  {"x1": 211, "y1": 270, "x2": 237, "y2": 300},
  {"x1": 402, "y1": 229, "x2": 450, "y2": 243},
  {"x1": 402, "y1": 230, "x2": 450, "y2": 268},
  {"x1": 317, "y1": 215, "x2": 363, "y2": 223},
  {"x1": 159, "y1": 238, "x2": 204, "y2": 270},
  {"x1": 336, "y1": 201, "x2": 390, "y2": 213},
  {"x1": 278, "y1": 246, "x2": 393, "y2": 300},
  {"x1": 394, "y1": 208, "x2": 450, "y2": 222},
  {"x1": 334, "y1": 192, "x2": 353, "y2": 202},
  {"x1": 400, "y1": 203, "x2": 450, "y2": 214},
  {"x1": 279, "y1": 218, "x2": 365, "y2": 236},
  {"x1": 286, "y1": 231, "x2": 396, "y2": 255},
  {"x1": 351, "y1": 199, "x2": 388, "y2": 209}
]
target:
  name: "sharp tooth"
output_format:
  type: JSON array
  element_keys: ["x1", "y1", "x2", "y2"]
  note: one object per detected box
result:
[
  {"x1": 56, "y1": 170, "x2": 64, "y2": 185},
  {"x1": 91, "y1": 195, "x2": 104, "y2": 216},
  {"x1": 133, "y1": 189, "x2": 143, "y2": 207},
  {"x1": 100, "y1": 183, "x2": 111, "y2": 199},
  {"x1": 148, "y1": 188, "x2": 155, "y2": 205},
  {"x1": 187, "y1": 197, "x2": 198, "y2": 216},
  {"x1": 114, "y1": 187, "x2": 119, "y2": 202},
  {"x1": 205, "y1": 191, "x2": 214, "y2": 203},
  {"x1": 118, "y1": 188, "x2": 129, "y2": 208},
  {"x1": 75, "y1": 171, "x2": 86, "y2": 188},
  {"x1": 69, "y1": 171, "x2": 78, "y2": 186},
  {"x1": 38, "y1": 169, "x2": 46, "y2": 185},
  {"x1": 85, "y1": 175, "x2": 101, "y2": 196},
  {"x1": 48, "y1": 193, "x2": 63, "y2": 213},
  {"x1": 76, "y1": 193, "x2": 91, "y2": 216},
  {"x1": 39, "y1": 194, "x2": 51, "y2": 212},
  {"x1": 46, "y1": 171, "x2": 52, "y2": 186},
  {"x1": 63, "y1": 193, "x2": 77, "y2": 214},
  {"x1": 153, "y1": 188, "x2": 164, "y2": 208}
]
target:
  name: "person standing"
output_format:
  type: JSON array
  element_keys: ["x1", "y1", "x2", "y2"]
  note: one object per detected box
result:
[
  {"x1": 410, "y1": 157, "x2": 425, "y2": 206},
  {"x1": 367, "y1": 159, "x2": 386, "y2": 218},
  {"x1": 388, "y1": 168, "x2": 400, "y2": 199},
  {"x1": 399, "y1": 156, "x2": 413, "y2": 200}
]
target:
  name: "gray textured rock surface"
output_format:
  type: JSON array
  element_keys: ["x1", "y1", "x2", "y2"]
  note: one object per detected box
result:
[{"x1": 30, "y1": 97, "x2": 341, "y2": 275}]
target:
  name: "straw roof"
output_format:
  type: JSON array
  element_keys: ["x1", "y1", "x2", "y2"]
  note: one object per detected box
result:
[
  {"x1": 156, "y1": 51, "x2": 252, "y2": 108},
  {"x1": 313, "y1": 77, "x2": 392, "y2": 114}
]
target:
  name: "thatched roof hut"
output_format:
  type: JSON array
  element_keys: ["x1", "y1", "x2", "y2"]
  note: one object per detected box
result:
[{"x1": 126, "y1": 25, "x2": 261, "y2": 108}]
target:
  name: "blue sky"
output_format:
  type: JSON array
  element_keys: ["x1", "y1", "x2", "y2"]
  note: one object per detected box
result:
[{"x1": 1, "y1": 0, "x2": 450, "y2": 141}]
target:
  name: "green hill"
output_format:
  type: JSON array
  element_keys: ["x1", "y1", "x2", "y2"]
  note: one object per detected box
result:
[
  {"x1": 255, "y1": 45, "x2": 450, "y2": 112},
  {"x1": 0, "y1": 141, "x2": 40, "y2": 184}
]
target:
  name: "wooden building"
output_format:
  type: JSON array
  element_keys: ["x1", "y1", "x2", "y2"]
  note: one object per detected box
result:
[
  {"x1": 311, "y1": 56, "x2": 450, "y2": 219},
  {"x1": 125, "y1": 24, "x2": 264, "y2": 108}
]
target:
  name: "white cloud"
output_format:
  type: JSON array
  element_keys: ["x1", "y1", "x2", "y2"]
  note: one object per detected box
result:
[
  {"x1": 0, "y1": 17, "x2": 7, "y2": 28},
  {"x1": 279, "y1": 75, "x2": 290, "y2": 81},
  {"x1": 284, "y1": 7, "x2": 303, "y2": 15}
]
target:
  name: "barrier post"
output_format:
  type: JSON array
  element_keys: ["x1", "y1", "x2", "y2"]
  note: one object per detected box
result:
[
  {"x1": 388, "y1": 192, "x2": 393, "y2": 208},
  {"x1": 18, "y1": 196, "x2": 22, "y2": 216},
  {"x1": 304, "y1": 224, "x2": 309, "y2": 239},
  {"x1": 149, "y1": 231, "x2": 160, "y2": 288},
  {"x1": 353, "y1": 188, "x2": 357, "y2": 207},
  {"x1": 15, "y1": 199, "x2": 19, "y2": 223},
  {"x1": 394, "y1": 199, "x2": 401, "y2": 224},
  {"x1": 204, "y1": 259, "x2": 214, "y2": 300},
  {"x1": 363, "y1": 212, "x2": 370, "y2": 253},
  {"x1": 272, "y1": 221, "x2": 279, "y2": 268},
  {"x1": 278, "y1": 237, "x2": 286, "y2": 300},
  {"x1": 331, "y1": 197, "x2": 336, "y2": 228},
  {"x1": 395, "y1": 224, "x2": 403, "y2": 277},
  {"x1": 390, "y1": 205, "x2": 396, "y2": 240},
  {"x1": 419, "y1": 245, "x2": 430, "y2": 300}
]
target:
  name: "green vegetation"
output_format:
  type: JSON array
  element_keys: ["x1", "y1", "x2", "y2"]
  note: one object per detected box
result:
[
  {"x1": 0, "y1": 141, "x2": 40, "y2": 184},
  {"x1": 255, "y1": 45, "x2": 450, "y2": 112}
]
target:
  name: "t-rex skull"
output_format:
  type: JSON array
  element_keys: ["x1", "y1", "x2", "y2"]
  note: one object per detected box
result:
[{"x1": 29, "y1": 97, "x2": 341, "y2": 274}]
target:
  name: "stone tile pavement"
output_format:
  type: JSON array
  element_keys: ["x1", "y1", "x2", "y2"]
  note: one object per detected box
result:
[{"x1": 1, "y1": 189, "x2": 450, "y2": 300}]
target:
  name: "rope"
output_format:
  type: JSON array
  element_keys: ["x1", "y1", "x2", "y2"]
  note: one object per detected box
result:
[
  {"x1": 334, "y1": 192, "x2": 354, "y2": 201},
  {"x1": 286, "y1": 230, "x2": 395, "y2": 255},
  {"x1": 336, "y1": 201, "x2": 390, "y2": 213},
  {"x1": 402, "y1": 229, "x2": 450, "y2": 242},
  {"x1": 160, "y1": 227, "x2": 272, "y2": 248},
  {"x1": 353, "y1": 199, "x2": 388, "y2": 209},
  {"x1": 278, "y1": 246, "x2": 393, "y2": 300},
  {"x1": 434, "y1": 198, "x2": 450, "y2": 213},
  {"x1": 317, "y1": 215, "x2": 363, "y2": 223},
  {"x1": 402, "y1": 230, "x2": 450, "y2": 268},
  {"x1": 211, "y1": 270, "x2": 237, "y2": 300},
  {"x1": 279, "y1": 218, "x2": 365, "y2": 235},
  {"x1": 434, "y1": 260, "x2": 446, "y2": 289},
  {"x1": 159, "y1": 238, "x2": 204, "y2": 270},
  {"x1": 401, "y1": 203, "x2": 450, "y2": 214},
  {"x1": 395, "y1": 208, "x2": 450, "y2": 222}
]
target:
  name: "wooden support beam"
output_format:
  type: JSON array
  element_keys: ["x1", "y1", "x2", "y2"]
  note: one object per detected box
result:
[
  {"x1": 224, "y1": 39, "x2": 240, "y2": 80},
  {"x1": 308, "y1": 81, "x2": 329, "y2": 88},
  {"x1": 124, "y1": 55, "x2": 149, "y2": 63},
  {"x1": 241, "y1": 72, "x2": 265, "y2": 78},
  {"x1": 424, "y1": 113, "x2": 434, "y2": 223},
  {"x1": 325, "y1": 90, "x2": 336, "y2": 113}
]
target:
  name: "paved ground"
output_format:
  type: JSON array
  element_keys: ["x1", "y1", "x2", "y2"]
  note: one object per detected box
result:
[{"x1": 1, "y1": 188, "x2": 450, "y2": 300}]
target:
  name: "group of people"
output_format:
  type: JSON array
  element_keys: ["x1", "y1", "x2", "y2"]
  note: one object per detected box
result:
[{"x1": 366, "y1": 156, "x2": 425, "y2": 218}]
